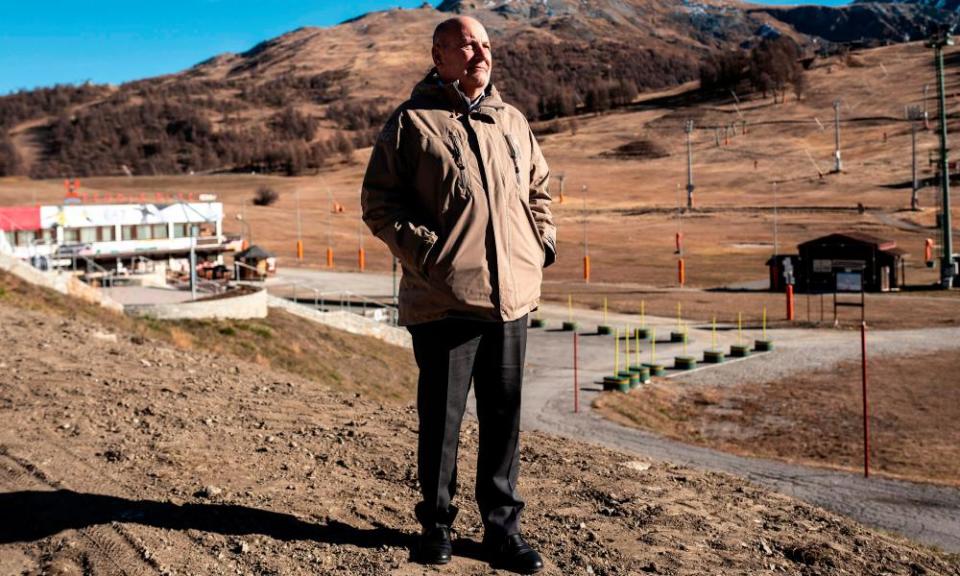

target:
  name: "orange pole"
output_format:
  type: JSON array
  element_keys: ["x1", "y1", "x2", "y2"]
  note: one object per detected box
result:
[
  {"x1": 786, "y1": 284, "x2": 795, "y2": 321},
  {"x1": 326, "y1": 247, "x2": 334, "y2": 268},
  {"x1": 358, "y1": 247, "x2": 366, "y2": 271},
  {"x1": 296, "y1": 240, "x2": 304, "y2": 261},
  {"x1": 583, "y1": 255, "x2": 591, "y2": 283},
  {"x1": 678, "y1": 258, "x2": 685, "y2": 287}
]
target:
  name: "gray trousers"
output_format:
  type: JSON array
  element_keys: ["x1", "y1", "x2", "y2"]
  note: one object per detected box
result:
[{"x1": 407, "y1": 315, "x2": 527, "y2": 538}]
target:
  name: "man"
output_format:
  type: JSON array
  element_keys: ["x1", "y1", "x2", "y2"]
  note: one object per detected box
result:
[{"x1": 361, "y1": 15, "x2": 555, "y2": 575}]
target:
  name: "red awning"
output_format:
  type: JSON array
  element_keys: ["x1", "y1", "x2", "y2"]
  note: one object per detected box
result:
[{"x1": 0, "y1": 206, "x2": 41, "y2": 231}]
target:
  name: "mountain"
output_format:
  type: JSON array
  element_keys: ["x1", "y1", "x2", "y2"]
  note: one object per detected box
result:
[
  {"x1": 0, "y1": 0, "x2": 953, "y2": 179},
  {"x1": 760, "y1": 1, "x2": 957, "y2": 44}
]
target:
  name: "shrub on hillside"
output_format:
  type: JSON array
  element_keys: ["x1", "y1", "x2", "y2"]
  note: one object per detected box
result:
[{"x1": 252, "y1": 185, "x2": 279, "y2": 206}]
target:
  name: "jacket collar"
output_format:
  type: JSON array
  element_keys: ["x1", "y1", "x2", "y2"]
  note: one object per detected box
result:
[{"x1": 411, "y1": 69, "x2": 505, "y2": 115}]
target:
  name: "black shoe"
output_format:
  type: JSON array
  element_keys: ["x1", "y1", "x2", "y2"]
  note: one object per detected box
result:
[
  {"x1": 417, "y1": 525, "x2": 452, "y2": 565},
  {"x1": 485, "y1": 533, "x2": 544, "y2": 574}
]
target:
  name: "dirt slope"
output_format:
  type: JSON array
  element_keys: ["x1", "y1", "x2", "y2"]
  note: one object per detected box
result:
[{"x1": 0, "y1": 282, "x2": 957, "y2": 575}]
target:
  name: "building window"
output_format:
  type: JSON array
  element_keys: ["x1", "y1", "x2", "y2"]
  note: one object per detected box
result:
[
  {"x1": 15, "y1": 230, "x2": 36, "y2": 247},
  {"x1": 98, "y1": 226, "x2": 115, "y2": 242},
  {"x1": 41, "y1": 229, "x2": 55, "y2": 243},
  {"x1": 63, "y1": 228, "x2": 81, "y2": 244},
  {"x1": 3, "y1": 231, "x2": 13, "y2": 247},
  {"x1": 122, "y1": 225, "x2": 135, "y2": 241},
  {"x1": 136, "y1": 225, "x2": 151, "y2": 240},
  {"x1": 79, "y1": 227, "x2": 98, "y2": 243},
  {"x1": 173, "y1": 223, "x2": 188, "y2": 238},
  {"x1": 152, "y1": 224, "x2": 168, "y2": 239}
]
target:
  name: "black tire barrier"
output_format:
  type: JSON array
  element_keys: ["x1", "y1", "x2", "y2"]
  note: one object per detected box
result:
[
  {"x1": 730, "y1": 344, "x2": 751, "y2": 358},
  {"x1": 603, "y1": 375, "x2": 631, "y2": 392},
  {"x1": 754, "y1": 339, "x2": 774, "y2": 352},
  {"x1": 674, "y1": 356, "x2": 697, "y2": 370},
  {"x1": 628, "y1": 365, "x2": 651, "y2": 384},
  {"x1": 597, "y1": 324, "x2": 613, "y2": 335},
  {"x1": 634, "y1": 328, "x2": 651, "y2": 340},
  {"x1": 702, "y1": 349, "x2": 725, "y2": 364},
  {"x1": 530, "y1": 318, "x2": 546, "y2": 328},
  {"x1": 642, "y1": 362, "x2": 666, "y2": 377},
  {"x1": 562, "y1": 321, "x2": 578, "y2": 331},
  {"x1": 670, "y1": 331, "x2": 687, "y2": 343}
]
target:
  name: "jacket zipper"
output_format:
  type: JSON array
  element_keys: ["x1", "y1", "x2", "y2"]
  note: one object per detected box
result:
[
  {"x1": 448, "y1": 133, "x2": 469, "y2": 199},
  {"x1": 504, "y1": 133, "x2": 523, "y2": 193}
]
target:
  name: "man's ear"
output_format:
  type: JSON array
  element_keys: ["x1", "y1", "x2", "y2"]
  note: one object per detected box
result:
[{"x1": 431, "y1": 45, "x2": 442, "y2": 67}]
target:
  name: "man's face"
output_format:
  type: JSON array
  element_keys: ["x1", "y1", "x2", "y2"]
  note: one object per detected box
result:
[{"x1": 432, "y1": 19, "x2": 492, "y2": 96}]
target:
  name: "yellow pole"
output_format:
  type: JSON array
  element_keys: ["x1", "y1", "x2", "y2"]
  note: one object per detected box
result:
[
  {"x1": 712, "y1": 315, "x2": 717, "y2": 350},
  {"x1": 738, "y1": 312, "x2": 743, "y2": 346},
  {"x1": 614, "y1": 327, "x2": 620, "y2": 373},
  {"x1": 677, "y1": 302, "x2": 682, "y2": 330},
  {"x1": 625, "y1": 327, "x2": 630, "y2": 367},
  {"x1": 635, "y1": 329, "x2": 640, "y2": 367},
  {"x1": 651, "y1": 328, "x2": 657, "y2": 364},
  {"x1": 603, "y1": 297, "x2": 608, "y2": 324},
  {"x1": 641, "y1": 300, "x2": 646, "y2": 328},
  {"x1": 682, "y1": 323, "x2": 688, "y2": 356},
  {"x1": 763, "y1": 305, "x2": 767, "y2": 340},
  {"x1": 568, "y1": 294, "x2": 573, "y2": 323}
]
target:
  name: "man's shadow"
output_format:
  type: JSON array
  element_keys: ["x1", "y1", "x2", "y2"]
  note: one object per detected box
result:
[{"x1": 0, "y1": 489, "x2": 418, "y2": 553}]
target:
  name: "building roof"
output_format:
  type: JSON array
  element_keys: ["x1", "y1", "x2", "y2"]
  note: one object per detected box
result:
[
  {"x1": 235, "y1": 245, "x2": 274, "y2": 260},
  {"x1": 798, "y1": 232, "x2": 898, "y2": 252}
]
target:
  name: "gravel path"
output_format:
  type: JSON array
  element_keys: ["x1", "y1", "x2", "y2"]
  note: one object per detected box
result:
[{"x1": 475, "y1": 304, "x2": 960, "y2": 553}]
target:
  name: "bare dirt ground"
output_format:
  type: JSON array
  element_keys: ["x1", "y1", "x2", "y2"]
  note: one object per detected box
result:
[
  {"x1": 2, "y1": 284, "x2": 960, "y2": 575},
  {"x1": 595, "y1": 351, "x2": 960, "y2": 488}
]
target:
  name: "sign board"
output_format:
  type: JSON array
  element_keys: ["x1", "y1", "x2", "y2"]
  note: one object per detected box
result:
[
  {"x1": 836, "y1": 271, "x2": 863, "y2": 292},
  {"x1": 813, "y1": 259, "x2": 832, "y2": 273}
]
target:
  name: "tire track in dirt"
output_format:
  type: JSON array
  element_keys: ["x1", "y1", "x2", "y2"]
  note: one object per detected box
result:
[
  {"x1": 0, "y1": 438, "x2": 227, "y2": 576},
  {"x1": 0, "y1": 446, "x2": 157, "y2": 576}
]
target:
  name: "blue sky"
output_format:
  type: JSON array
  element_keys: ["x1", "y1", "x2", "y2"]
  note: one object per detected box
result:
[{"x1": 0, "y1": 0, "x2": 849, "y2": 95}]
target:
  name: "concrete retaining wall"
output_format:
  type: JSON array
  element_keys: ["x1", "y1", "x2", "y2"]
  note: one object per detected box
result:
[
  {"x1": 0, "y1": 252, "x2": 124, "y2": 313},
  {"x1": 267, "y1": 294, "x2": 411, "y2": 348},
  {"x1": 126, "y1": 288, "x2": 267, "y2": 320}
]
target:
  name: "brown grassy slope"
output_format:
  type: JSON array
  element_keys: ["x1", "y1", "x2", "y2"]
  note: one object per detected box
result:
[
  {"x1": 0, "y1": 269, "x2": 416, "y2": 403},
  {"x1": 3, "y1": 43, "x2": 960, "y2": 328},
  {"x1": 3, "y1": 41, "x2": 951, "y2": 281},
  {"x1": 0, "y1": 282, "x2": 958, "y2": 575},
  {"x1": 595, "y1": 351, "x2": 960, "y2": 487}
]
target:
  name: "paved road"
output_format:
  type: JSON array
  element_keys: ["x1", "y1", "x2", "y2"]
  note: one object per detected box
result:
[
  {"x1": 280, "y1": 269, "x2": 960, "y2": 551},
  {"x1": 503, "y1": 304, "x2": 960, "y2": 553}
]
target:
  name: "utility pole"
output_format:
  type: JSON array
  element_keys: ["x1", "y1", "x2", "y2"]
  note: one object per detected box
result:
[
  {"x1": 923, "y1": 84, "x2": 930, "y2": 130},
  {"x1": 295, "y1": 187, "x2": 303, "y2": 261},
  {"x1": 906, "y1": 105, "x2": 924, "y2": 211},
  {"x1": 685, "y1": 120, "x2": 695, "y2": 209},
  {"x1": 581, "y1": 184, "x2": 590, "y2": 283},
  {"x1": 773, "y1": 181, "x2": 779, "y2": 258},
  {"x1": 929, "y1": 31, "x2": 956, "y2": 288},
  {"x1": 832, "y1": 99, "x2": 843, "y2": 173}
]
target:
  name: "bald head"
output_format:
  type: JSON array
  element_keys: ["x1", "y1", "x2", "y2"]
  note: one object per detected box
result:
[
  {"x1": 431, "y1": 16, "x2": 492, "y2": 99},
  {"x1": 433, "y1": 16, "x2": 483, "y2": 48}
]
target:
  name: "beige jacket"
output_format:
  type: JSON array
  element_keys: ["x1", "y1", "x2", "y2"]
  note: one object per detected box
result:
[{"x1": 362, "y1": 70, "x2": 555, "y2": 326}]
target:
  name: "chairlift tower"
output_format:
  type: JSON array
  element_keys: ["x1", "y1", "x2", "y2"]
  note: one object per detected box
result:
[
  {"x1": 906, "y1": 105, "x2": 925, "y2": 211},
  {"x1": 928, "y1": 31, "x2": 956, "y2": 288},
  {"x1": 684, "y1": 120, "x2": 695, "y2": 209},
  {"x1": 832, "y1": 99, "x2": 843, "y2": 173}
]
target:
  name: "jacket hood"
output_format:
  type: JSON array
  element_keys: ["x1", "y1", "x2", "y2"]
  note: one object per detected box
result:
[{"x1": 411, "y1": 68, "x2": 504, "y2": 114}]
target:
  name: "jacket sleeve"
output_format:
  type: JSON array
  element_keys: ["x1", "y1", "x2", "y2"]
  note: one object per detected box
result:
[
  {"x1": 527, "y1": 127, "x2": 557, "y2": 267},
  {"x1": 361, "y1": 110, "x2": 437, "y2": 272}
]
